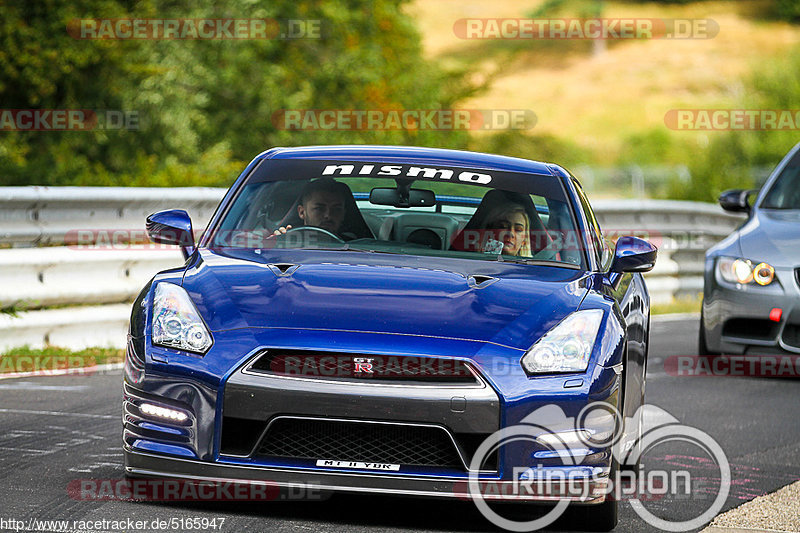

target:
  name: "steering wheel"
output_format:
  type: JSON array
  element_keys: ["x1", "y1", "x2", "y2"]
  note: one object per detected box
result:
[{"x1": 282, "y1": 226, "x2": 345, "y2": 244}]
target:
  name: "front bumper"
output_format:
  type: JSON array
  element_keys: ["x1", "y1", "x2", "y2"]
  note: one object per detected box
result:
[
  {"x1": 124, "y1": 448, "x2": 611, "y2": 503},
  {"x1": 704, "y1": 263, "x2": 800, "y2": 354},
  {"x1": 123, "y1": 326, "x2": 624, "y2": 503}
]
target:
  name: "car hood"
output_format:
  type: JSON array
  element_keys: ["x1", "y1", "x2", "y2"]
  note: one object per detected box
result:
[
  {"x1": 181, "y1": 249, "x2": 589, "y2": 351},
  {"x1": 739, "y1": 210, "x2": 800, "y2": 267}
]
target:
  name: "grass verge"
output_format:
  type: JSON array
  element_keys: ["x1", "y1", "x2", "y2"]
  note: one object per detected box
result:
[
  {"x1": 652, "y1": 296, "x2": 702, "y2": 316},
  {"x1": 0, "y1": 345, "x2": 125, "y2": 374}
]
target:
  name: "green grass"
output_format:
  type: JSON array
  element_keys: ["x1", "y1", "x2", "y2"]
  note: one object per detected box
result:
[
  {"x1": 0, "y1": 345, "x2": 125, "y2": 374},
  {"x1": 651, "y1": 296, "x2": 702, "y2": 316}
]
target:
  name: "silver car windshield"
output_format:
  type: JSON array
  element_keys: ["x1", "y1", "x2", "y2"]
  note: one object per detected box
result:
[{"x1": 762, "y1": 153, "x2": 800, "y2": 209}]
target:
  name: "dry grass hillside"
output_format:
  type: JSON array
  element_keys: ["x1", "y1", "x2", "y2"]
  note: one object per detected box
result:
[{"x1": 408, "y1": 0, "x2": 800, "y2": 164}]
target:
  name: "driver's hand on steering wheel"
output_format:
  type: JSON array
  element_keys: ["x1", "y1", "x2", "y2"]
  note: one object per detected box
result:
[{"x1": 272, "y1": 225, "x2": 292, "y2": 236}]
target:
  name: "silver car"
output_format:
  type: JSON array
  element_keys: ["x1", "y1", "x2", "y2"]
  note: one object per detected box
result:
[{"x1": 700, "y1": 142, "x2": 800, "y2": 355}]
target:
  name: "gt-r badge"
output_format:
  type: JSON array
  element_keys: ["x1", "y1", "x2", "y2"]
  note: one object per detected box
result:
[
  {"x1": 316, "y1": 460, "x2": 400, "y2": 471},
  {"x1": 353, "y1": 357, "x2": 374, "y2": 374}
]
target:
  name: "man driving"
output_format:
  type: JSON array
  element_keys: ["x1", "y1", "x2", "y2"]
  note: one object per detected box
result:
[{"x1": 273, "y1": 178, "x2": 346, "y2": 236}]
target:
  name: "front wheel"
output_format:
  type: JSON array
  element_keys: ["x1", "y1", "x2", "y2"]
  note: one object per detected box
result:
[{"x1": 698, "y1": 306, "x2": 718, "y2": 356}]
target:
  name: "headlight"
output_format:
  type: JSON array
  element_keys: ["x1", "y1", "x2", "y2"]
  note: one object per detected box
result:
[
  {"x1": 520, "y1": 309, "x2": 604, "y2": 375},
  {"x1": 717, "y1": 257, "x2": 776, "y2": 286},
  {"x1": 152, "y1": 283, "x2": 213, "y2": 354}
]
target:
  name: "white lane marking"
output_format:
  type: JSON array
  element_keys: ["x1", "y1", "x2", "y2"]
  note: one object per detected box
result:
[
  {"x1": 0, "y1": 408, "x2": 117, "y2": 419},
  {"x1": 68, "y1": 461, "x2": 122, "y2": 473},
  {"x1": 0, "y1": 446, "x2": 49, "y2": 454},
  {"x1": 0, "y1": 382, "x2": 90, "y2": 391}
]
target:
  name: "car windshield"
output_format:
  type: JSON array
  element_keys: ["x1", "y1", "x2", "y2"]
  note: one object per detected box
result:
[
  {"x1": 761, "y1": 152, "x2": 800, "y2": 209},
  {"x1": 208, "y1": 159, "x2": 586, "y2": 268}
]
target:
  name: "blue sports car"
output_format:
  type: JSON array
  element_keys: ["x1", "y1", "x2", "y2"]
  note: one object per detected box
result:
[{"x1": 124, "y1": 145, "x2": 656, "y2": 530}]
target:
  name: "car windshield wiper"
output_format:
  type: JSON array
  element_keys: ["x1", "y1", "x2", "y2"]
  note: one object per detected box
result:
[{"x1": 492, "y1": 255, "x2": 581, "y2": 268}]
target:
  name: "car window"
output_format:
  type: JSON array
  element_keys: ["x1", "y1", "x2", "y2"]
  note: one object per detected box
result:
[
  {"x1": 208, "y1": 160, "x2": 586, "y2": 268},
  {"x1": 761, "y1": 151, "x2": 800, "y2": 209}
]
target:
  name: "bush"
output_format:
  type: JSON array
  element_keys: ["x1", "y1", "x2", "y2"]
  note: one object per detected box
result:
[{"x1": 664, "y1": 46, "x2": 800, "y2": 200}]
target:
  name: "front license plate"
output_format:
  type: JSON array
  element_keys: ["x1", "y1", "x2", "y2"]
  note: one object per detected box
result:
[{"x1": 315, "y1": 459, "x2": 400, "y2": 471}]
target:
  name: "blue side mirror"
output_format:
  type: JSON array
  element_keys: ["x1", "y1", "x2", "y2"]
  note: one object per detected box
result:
[
  {"x1": 146, "y1": 209, "x2": 195, "y2": 260},
  {"x1": 610, "y1": 236, "x2": 657, "y2": 274}
]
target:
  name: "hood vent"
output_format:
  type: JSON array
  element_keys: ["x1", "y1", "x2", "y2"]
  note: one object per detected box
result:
[
  {"x1": 268, "y1": 263, "x2": 299, "y2": 277},
  {"x1": 468, "y1": 275, "x2": 498, "y2": 289}
]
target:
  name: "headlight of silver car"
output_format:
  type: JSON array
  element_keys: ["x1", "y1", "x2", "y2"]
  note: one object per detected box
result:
[
  {"x1": 520, "y1": 309, "x2": 604, "y2": 375},
  {"x1": 717, "y1": 256, "x2": 776, "y2": 286},
  {"x1": 152, "y1": 282, "x2": 213, "y2": 354}
]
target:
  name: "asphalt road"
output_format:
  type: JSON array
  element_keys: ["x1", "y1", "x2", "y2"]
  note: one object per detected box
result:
[{"x1": 1, "y1": 317, "x2": 799, "y2": 533}]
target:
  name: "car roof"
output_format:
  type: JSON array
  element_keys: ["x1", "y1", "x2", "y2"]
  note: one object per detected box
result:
[{"x1": 258, "y1": 145, "x2": 564, "y2": 177}]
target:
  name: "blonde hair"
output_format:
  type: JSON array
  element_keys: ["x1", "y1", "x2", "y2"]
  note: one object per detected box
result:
[{"x1": 482, "y1": 204, "x2": 532, "y2": 257}]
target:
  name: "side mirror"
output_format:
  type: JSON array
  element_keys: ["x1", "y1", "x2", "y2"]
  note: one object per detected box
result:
[
  {"x1": 146, "y1": 209, "x2": 195, "y2": 260},
  {"x1": 718, "y1": 189, "x2": 756, "y2": 213},
  {"x1": 610, "y1": 236, "x2": 657, "y2": 274}
]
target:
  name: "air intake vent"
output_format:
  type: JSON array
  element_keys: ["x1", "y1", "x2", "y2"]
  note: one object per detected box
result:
[
  {"x1": 468, "y1": 275, "x2": 498, "y2": 288},
  {"x1": 268, "y1": 263, "x2": 299, "y2": 277},
  {"x1": 248, "y1": 350, "x2": 479, "y2": 385},
  {"x1": 255, "y1": 418, "x2": 465, "y2": 469}
]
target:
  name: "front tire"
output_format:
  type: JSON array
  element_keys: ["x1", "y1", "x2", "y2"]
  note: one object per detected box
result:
[
  {"x1": 570, "y1": 462, "x2": 619, "y2": 531},
  {"x1": 698, "y1": 306, "x2": 718, "y2": 356}
]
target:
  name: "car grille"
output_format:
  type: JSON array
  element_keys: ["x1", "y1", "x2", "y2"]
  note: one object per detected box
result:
[
  {"x1": 722, "y1": 318, "x2": 778, "y2": 341},
  {"x1": 255, "y1": 417, "x2": 465, "y2": 469},
  {"x1": 248, "y1": 350, "x2": 479, "y2": 385},
  {"x1": 782, "y1": 324, "x2": 800, "y2": 350}
]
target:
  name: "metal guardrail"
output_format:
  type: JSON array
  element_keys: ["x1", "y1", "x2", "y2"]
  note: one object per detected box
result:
[
  {"x1": 0, "y1": 187, "x2": 746, "y2": 350},
  {"x1": 0, "y1": 186, "x2": 225, "y2": 246}
]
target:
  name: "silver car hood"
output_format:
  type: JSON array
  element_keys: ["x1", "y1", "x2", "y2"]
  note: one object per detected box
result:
[{"x1": 738, "y1": 210, "x2": 800, "y2": 267}]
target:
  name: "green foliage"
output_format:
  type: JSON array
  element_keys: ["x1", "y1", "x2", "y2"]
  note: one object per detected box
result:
[
  {"x1": 772, "y1": 0, "x2": 800, "y2": 22},
  {"x1": 470, "y1": 130, "x2": 593, "y2": 170},
  {"x1": 0, "y1": 0, "x2": 474, "y2": 187},
  {"x1": 616, "y1": 129, "x2": 688, "y2": 166},
  {"x1": 666, "y1": 46, "x2": 800, "y2": 201},
  {"x1": 1, "y1": 303, "x2": 22, "y2": 318}
]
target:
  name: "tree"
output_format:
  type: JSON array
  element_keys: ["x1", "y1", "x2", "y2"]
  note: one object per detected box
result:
[{"x1": 0, "y1": 0, "x2": 474, "y2": 187}]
